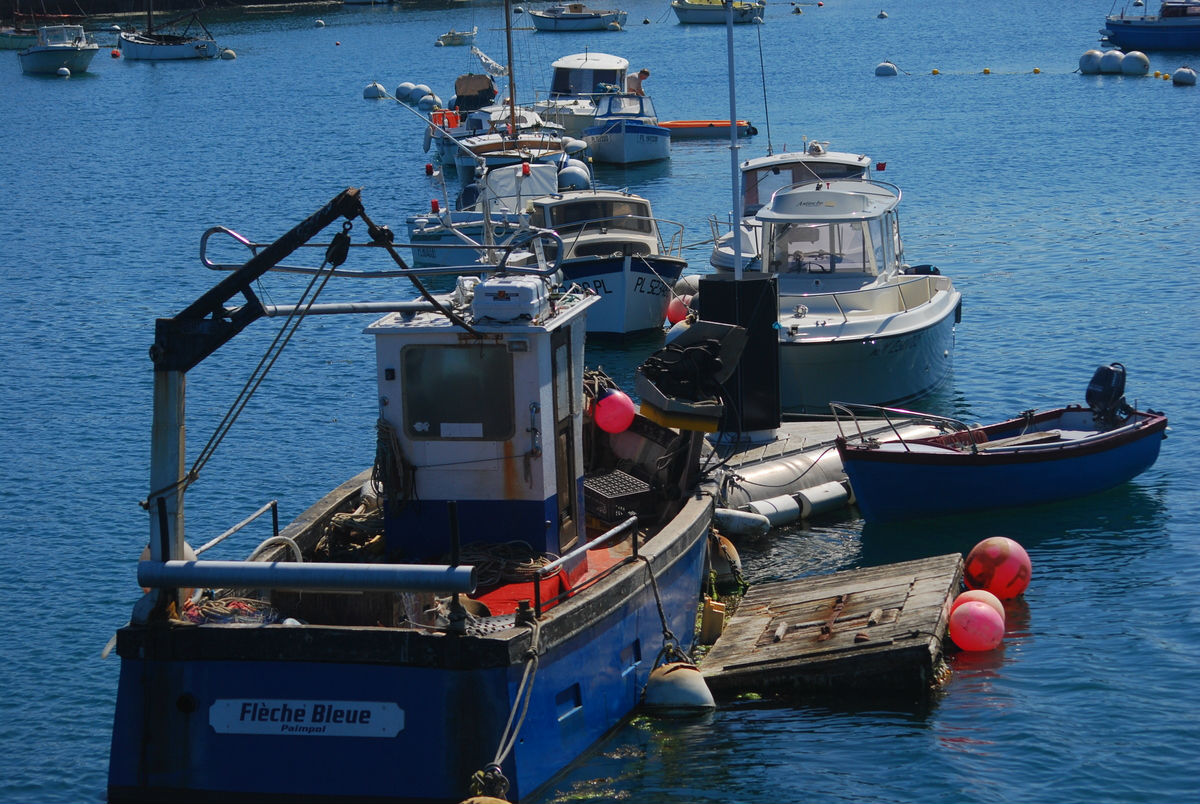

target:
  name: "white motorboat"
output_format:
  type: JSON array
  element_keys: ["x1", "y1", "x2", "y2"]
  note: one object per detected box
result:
[
  {"x1": 531, "y1": 51, "x2": 630, "y2": 138},
  {"x1": 407, "y1": 169, "x2": 684, "y2": 335},
  {"x1": 684, "y1": 179, "x2": 961, "y2": 413},
  {"x1": 435, "y1": 26, "x2": 477, "y2": 47},
  {"x1": 710, "y1": 140, "x2": 875, "y2": 271},
  {"x1": 118, "y1": 10, "x2": 219, "y2": 61},
  {"x1": 17, "y1": 24, "x2": 98, "y2": 74},
  {"x1": 524, "y1": 188, "x2": 688, "y2": 333},
  {"x1": 671, "y1": 0, "x2": 765, "y2": 24},
  {"x1": 582, "y1": 94, "x2": 670, "y2": 165},
  {"x1": 529, "y1": 3, "x2": 628, "y2": 31}
]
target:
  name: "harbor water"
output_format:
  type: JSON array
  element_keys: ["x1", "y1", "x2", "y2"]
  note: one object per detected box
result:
[{"x1": 1, "y1": 1, "x2": 1198, "y2": 801}]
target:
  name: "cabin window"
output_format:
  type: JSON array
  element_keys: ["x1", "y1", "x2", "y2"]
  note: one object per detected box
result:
[
  {"x1": 743, "y1": 163, "x2": 868, "y2": 214},
  {"x1": 546, "y1": 200, "x2": 652, "y2": 234},
  {"x1": 401, "y1": 345, "x2": 514, "y2": 440},
  {"x1": 551, "y1": 68, "x2": 623, "y2": 97}
]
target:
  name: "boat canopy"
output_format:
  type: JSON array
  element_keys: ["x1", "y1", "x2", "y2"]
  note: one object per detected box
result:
[
  {"x1": 453, "y1": 73, "x2": 498, "y2": 112},
  {"x1": 741, "y1": 149, "x2": 871, "y2": 214},
  {"x1": 549, "y1": 51, "x2": 629, "y2": 97}
]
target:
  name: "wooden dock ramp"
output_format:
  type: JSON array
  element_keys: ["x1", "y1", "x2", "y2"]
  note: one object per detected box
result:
[{"x1": 701, "y1": 553, "x2": 963, "y2": 697}]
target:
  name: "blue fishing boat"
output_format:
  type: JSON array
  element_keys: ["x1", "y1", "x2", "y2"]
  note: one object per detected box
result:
[
  {"x1": 107, "y1": 188, "x2": 738, "y2": 802},
  {"x1": 834, "y1": 364, "x2": 1168, "y2": 524},
  {"x1": 1103, "y1": 1, "x2": 1200, "y2": 51},
  {"x1": 583, "y1": 93, "x2": 671, "y2": 165}
]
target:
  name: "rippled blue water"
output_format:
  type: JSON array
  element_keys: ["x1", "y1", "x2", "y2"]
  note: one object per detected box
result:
[{"x1": 1, "y1": 1, "x2": 1197, "y2": 801}]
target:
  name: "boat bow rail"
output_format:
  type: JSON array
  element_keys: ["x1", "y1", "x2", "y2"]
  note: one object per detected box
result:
[{"x1": 831, "y1": 402, "x2": 981, "y2": 451}]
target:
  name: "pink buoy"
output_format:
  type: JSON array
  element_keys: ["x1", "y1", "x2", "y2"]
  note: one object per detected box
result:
[
  {"x1": 593, "y1": 388, "x2": 635, "y2": 433},
  {"x1": 948, "y1": 600, "x2": 1005, "y2": 651},
  {"x1": 964, "y1": 537, "x2": 1032, "y2": 600},
  {"x1": 666, "y1": 295, "x2": 689, "y2": 325},
  {"x1": 951, "y1": 589, "x2": 1005, "y2": 624}
]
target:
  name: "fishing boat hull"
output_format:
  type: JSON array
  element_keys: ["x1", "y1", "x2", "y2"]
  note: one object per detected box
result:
[
  {"x1": 583, "y1": 118, "x2": 671, "y2": 165},
  {"x1": 108, "y1": 480, "x2": 712, "y2": 803},
  {"x1": 671, "y1": 0, "x2": 765, "y2": 24},
  {"x1": 530, "y1": 9, "x2": 629, "y2": 31},
  {"x1": 779, "y1": 280, "x2": 960, "y2": 414},
  {"x1": 563, "y1": 253, "x2": 686, "y2": 333},
  {"x1": 1104, "y1": 2, "x2": 1200, "y2": 50},
  {"x1": 837, "y1": 407, "x2": 1169, "y2": 523},
  {"x1": 118, "y1": 31, "x2": 219, "y2": 60}
]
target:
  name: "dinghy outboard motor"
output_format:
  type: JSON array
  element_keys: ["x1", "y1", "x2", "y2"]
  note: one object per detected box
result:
[{"x1": 1086, "y1": 362, "x2": 1131, "y2": 425}]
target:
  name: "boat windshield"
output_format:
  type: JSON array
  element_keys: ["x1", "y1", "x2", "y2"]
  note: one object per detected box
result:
[
  {"x1": 40, "y1": 25, "x2": 86, "y2": 45},
  {"x1": 765, "y1": 218, "x2": 887, "y2": 276},
  {"x1": 597, "y1": 94, "x2": 654, "y2": 118},
  {"x1": 551, "y1": 67, "x2": 624, "y2": 97},
  {"x1": 744, "y1": 162, "x2": 867, "y2": 214}
]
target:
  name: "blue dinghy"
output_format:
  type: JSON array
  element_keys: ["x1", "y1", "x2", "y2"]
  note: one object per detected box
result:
[{"x1": 834, "y1": 364, "x2": 1168, "y2": 524}]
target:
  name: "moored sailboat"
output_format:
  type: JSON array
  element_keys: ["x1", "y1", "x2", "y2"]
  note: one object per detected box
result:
[{"x1": 118, "y1": 2, "x2": 219, "y2": 61}]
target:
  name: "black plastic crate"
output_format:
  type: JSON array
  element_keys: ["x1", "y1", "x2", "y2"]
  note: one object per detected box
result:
[{"x1": 584, "y1": 470, "x2": 651, "y2": 523}]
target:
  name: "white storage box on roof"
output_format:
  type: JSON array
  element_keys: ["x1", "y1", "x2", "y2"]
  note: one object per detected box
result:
[{"x1": 471, "y1": 275, "x2": 552, "y2": 321}]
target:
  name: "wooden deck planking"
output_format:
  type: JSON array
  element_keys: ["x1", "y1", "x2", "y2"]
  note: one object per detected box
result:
[{"x1": 701, "y1": 553, "x2": 963, "y2": 696}]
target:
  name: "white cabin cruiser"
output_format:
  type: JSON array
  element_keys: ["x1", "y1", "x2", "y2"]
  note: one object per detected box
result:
[
  {"x1": 686, "y1": 179, "x2": 961, "y2": 413},
  {"x1": 710, "y1": 140, "x2": 875, "y2": 271}
]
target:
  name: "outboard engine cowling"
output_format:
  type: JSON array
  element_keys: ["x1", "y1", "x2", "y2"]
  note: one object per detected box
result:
[{"x1": 1086, "y1": 362, "x2": 1129, "y2": 424}]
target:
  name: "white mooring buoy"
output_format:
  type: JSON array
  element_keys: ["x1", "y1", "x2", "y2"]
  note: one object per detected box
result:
[
  {"x1": 363, "y1": 82, "x2": 387, "y2": 100},
  {"x1": 220, "y1": 48, "x2": 236, "y2": 60},
  {"x1": 1099, "y1": 50, "x2": 1126, "y2": 74},
  {"x1": 315, "y1": 19, "x2": 325, "y2": 27},
  {"x1": 1121, "y1": 51, "x2": 1149, "y2": 75},
  {"x1": 875, "y1": 60, "x2": 899, "y2": 77},
  {"x1": 878, "y1": 10, "x2": 888, "y2": 19},
  {"x1": 56, "y1": 66, "x2": 70, "y2": 77},
  {"x1": 643, "y1": 663, "x2": 716, "y2": 714},
  {"x1": 1173, "y1": 66, "x2": 1197, "y2": 86},
  {"x1": 1079, "y1": 49, "x2": 1104, "y2": 74}
]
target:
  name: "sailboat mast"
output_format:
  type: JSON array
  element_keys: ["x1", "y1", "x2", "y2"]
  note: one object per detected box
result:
[
  {"x1": 504, "y1": 0, "x2": 518, "y2": 135},
  {"x1": 726, "y1": 3, "x2": 744, "y2": 279},
  {"x1": 146, "y1": 0, "x2": 153, "y2": 33}
]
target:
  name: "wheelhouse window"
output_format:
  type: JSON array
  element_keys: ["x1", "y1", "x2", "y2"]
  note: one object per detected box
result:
[
  {"x1": 531, "y1": 200, "x2": 652, "y2": 234},
  {"x1": 401, "y1": 345, "x2": 514, "y2": 440}
]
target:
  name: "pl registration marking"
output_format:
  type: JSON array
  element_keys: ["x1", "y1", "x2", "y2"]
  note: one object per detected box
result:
[{"x1": 210, "y1": 699, "x2": 404, "y2": 737}]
